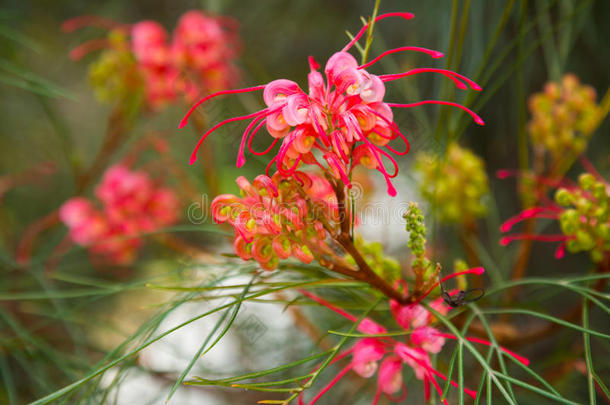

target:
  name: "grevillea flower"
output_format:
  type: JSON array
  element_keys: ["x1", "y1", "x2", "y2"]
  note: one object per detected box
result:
[
  {"x1": 500, "y1": 168, "x2": 609, "y2": 262},
  {"x1": 211, "y1": 172, "x2": 337, "y2": 270},
  {"x1": 171, "y1": 11, "x2": 239, "y2": 96},
  {"x1": 298, "y1": 270, "x2": 529, "y2": 405},
  {"x1": 59, "y1": 164, "x2": 180, "y2": 265},
  {"x1": 181, "y1": 12, "x2": 484, "y2": 196},
  {"x1": 64, "y1": 11, "x2": 239, "y2": 110}
]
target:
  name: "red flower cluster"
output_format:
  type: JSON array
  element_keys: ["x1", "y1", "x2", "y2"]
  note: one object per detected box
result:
[
  {"x1": 64, "y1": 11, "x2": 239, "y2": 110},
  {"x1": 211, "y1": 172, "x2": 337, "y2": 270},
  {"x1": 59, "y1": 165, "x2": 180, "y2": 264},
  {"x1": 182, "y1": 12, "x2": 483, "y2": 196}
]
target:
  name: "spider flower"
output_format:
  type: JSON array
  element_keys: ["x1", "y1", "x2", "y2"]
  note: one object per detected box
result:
[
  {"x1": 211, "y1": 172, "x2": 338, "y2": 270},
  {"x1": 59, "y1": 164, "x2": 180, "y2": 265},
  {"x1": 298, "y1": 277, "x2": 529, "y2": 405},
  {"x1": 500, "y1": 169, "x2": 609, "y2": 262},
  {"x1": 64, "y1": 11, "x2": 239, "y2": 110},
  {"x1": 181, "y1": 12, "x2": 484, "y2": 196}
]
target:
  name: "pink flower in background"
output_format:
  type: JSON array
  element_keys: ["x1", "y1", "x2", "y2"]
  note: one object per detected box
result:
[
  {"x1": 211, "y1": 172, "x2": 337, "y2": 270},
  {"x1": 182, "y1": 12, "x2": 483, "y2": 196},
  {"x1": 130, "y1": 20, "x2": 179, "y2": 109},
  {"x1": 59, "y1": 164, "x2": 180, "y2": 265},
  {"x1": 64, "y1": 10, "x2": 240, "y2": 110},
  {"x1": 59, "y1": 198, "x2": 107, "y2": 246},
  {"x1": 171, "y1": 11, "x2": 239, "y2": 96}
]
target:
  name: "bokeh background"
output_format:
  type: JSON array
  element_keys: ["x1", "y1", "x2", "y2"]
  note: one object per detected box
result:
[{"x1": 1, "y1": 0, "x2": 608, "y2": 404}]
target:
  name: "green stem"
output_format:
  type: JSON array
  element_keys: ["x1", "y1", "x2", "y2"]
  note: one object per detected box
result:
[{"x1": 361, "y1": 0, "x2": 382, "y2": 65}]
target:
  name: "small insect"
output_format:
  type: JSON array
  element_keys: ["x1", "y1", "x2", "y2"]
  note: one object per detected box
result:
[{"x1": 440, "y1": 282, "x2": 485, "y2": 307}]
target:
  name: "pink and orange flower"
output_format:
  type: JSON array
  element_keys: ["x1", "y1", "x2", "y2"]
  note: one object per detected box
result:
[
  {"x1": 211, "y1": 172, "x2": 337, "y2": 270},
  {"x1": 181, "y1": 12, "x2": 484, "y2": 196}
]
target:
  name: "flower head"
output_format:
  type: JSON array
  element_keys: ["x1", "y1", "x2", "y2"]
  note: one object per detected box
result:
[
  {"x1": 64, "y1": 10, "x2": 240, "y2": 110},
  {"x1": 182, "y1": 12, "x2": 483, "y2": 196},
  {"x1": 298, "y1": 287, "x2": 528, "y2": 405},
  {"x1": 211, "y1": 172, "x2": 337, "y2": 270},
  {"x1": 60, "y1": 164, "x2": 180, "y2": 265}
]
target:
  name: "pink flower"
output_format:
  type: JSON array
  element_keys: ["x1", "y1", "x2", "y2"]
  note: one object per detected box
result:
[
  {"x1": 390, "y1": 300, "x2": 430, "y2": 329},
  {"x1": 65, "y1": 10, "x2": 240, "y2": 110},
  {"x1": 211, "y1": 172, "x2": 336, "y2": 271},
  {"x1": 131, "y1": 21, "x2": 169, "y2": 65},
  {"x1": 297, "y1": 267, "x2": 529, "y2": 404},
  {"x1": 59, "y1": 198, "x2": 95, "y2": 228},
  {"x1": 352, "y1": 338, "x2": 385, "y2": 378},
  {"x1": 411, "y1": 326, "x2": 445, "y2": 354},
  {"x1": 394, "y1": 343, "x2": 430, "y2": 381},
  {"x1": 377, "y1": 357, "x2": 404, "y2": 395},
  {"x1": 59, "y1": 164, "x2": 180, "y2": 265},
  {"x1": 182, "y1": 12, "x2": 483, "y2": 196},
  {"x1": 171, "y1": 10, "x2": 239, "y2": 96}
]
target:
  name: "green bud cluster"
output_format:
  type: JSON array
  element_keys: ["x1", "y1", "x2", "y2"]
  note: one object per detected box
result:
[
  {"x1": 555, "y1": 173, "x2": 609, "y2": 262},
  {"x1": 88, "y1": 30, "x2": 143, "y2": 105},
  {"x1": 403, "y1": 202, "x2": 440, "y2": 294},
  {"x1": 415, "y1": 142, "x2": 489, "y2": 224},
  {"x1": 347, "y1": 237, "x2": 401, "y2": 284},
  {"x1": 403, "y1": 202, "x2": 432, "y2": 271},
  {"x1": 528, "y1": 74, "x2": 600, "y2": 159}
]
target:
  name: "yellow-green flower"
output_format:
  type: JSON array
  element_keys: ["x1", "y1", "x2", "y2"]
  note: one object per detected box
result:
[
  {"x1": 528, "y1": 74, "x2": 600, "y2": 160},
  {"x1": 415, "y1": 142, "x2": 489, "y2": 224}
]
